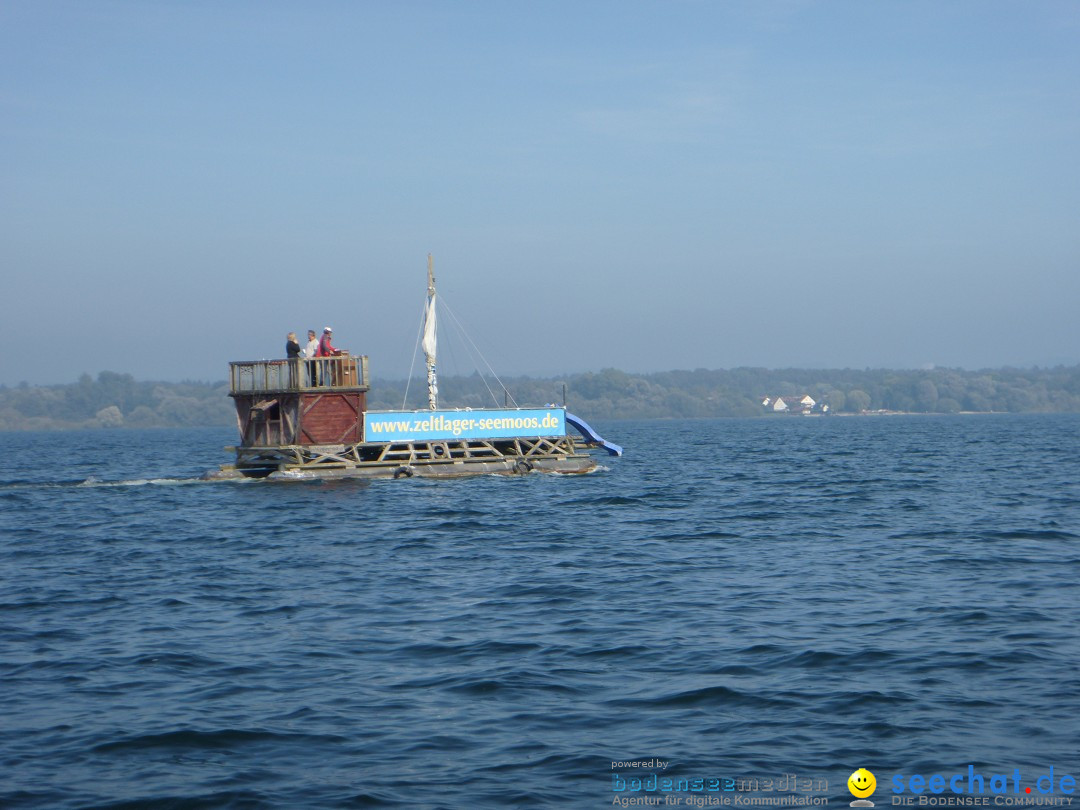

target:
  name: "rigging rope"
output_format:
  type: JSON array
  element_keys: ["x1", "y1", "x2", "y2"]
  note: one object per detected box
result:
[
  {"x1": 440, "y1": 294, "x2": 519, "y2": 408},
  {"x1": 403, "y1": 287, "x2": 520, "y2": 410},
  {"x1": 401, "y1": 299, "x2": 427, "y2": 410}
]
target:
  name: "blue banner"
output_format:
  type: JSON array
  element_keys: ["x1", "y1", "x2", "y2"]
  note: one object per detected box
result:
[{"x1": 364, "y1": 408, "x2": 566, "y2": 442}]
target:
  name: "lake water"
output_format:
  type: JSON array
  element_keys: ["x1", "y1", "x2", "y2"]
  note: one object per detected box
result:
[{"x1": 1, "y1": 415, "x2": 1078, "y2": 809}]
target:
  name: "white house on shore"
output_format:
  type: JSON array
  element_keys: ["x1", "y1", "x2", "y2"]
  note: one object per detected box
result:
[{"x1": 761, "y1": 395, "x2": 825, "y2": 414}]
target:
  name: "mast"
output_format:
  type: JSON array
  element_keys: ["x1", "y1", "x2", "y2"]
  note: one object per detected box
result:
[{"x1": 422, "y1": 253, "x2": 438, "y2": 410}]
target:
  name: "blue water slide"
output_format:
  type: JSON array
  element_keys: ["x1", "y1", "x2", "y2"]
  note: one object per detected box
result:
[{"x1": 565, "y1": 412, "x2": 623, "y2": 456}]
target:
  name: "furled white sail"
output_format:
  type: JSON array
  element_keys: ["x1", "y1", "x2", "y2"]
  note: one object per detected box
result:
[{"x1": 422, "y1": 289, "x2": 437, "y2": 362}]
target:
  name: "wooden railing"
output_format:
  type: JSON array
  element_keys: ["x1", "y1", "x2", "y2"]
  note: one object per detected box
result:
[{"x1": 229, "y1": 354, "x2": 369, "y2": 394}]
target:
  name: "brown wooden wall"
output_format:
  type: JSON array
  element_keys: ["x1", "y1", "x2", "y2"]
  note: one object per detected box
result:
[
  {"x1": 298, "y1": 391, "x2": 365, "y2": 445},
  {"x1": 233, "y1": 391, "x2": 365, "y2": 447}
]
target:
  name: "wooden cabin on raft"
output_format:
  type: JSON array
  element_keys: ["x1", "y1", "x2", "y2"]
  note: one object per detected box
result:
[{"x1": 229, "y1": 354, "x2": 369, "y2": 448}]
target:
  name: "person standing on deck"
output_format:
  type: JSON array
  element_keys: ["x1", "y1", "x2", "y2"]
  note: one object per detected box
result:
[
  {"x1": 315, "y1": 327, "x2": 338, "y2": 386},
  {"x1": 317, "y1": 327, "x2": 337, "y2": 356},
  {"x1": 286, "y1": 332, "x2": 302, "y2": 387},
  {"x1": 286, "y1": 332, "x2": 301, "y2": 358},
  {"x1": 303, "y1": 329, "x2": 319, "y2": 386}
]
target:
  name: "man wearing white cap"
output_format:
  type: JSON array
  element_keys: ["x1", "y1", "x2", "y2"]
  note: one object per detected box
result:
[
  {"x1": 315, "y1": 327, "x2": 339, "y2": 386},
  {"x1": 316, "y1": 327, "x2": 337, "y2": 357}
]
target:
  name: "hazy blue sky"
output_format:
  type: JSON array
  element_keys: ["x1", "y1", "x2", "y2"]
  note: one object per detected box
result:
[{"x1": 2, "y1": 1, "x2": 1078, "y2": 385}]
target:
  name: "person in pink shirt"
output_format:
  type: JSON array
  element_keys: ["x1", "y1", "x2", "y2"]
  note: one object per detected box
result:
[
  {"x1": 316, "y1": 327, "x2": 337, "y2": 357},
  {"x1": 315, "y1": 327, "x2": 339, "y2": 386}
]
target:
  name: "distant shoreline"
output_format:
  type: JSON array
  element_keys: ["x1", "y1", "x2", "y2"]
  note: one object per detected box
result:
[
  {"x1": 3, "y1": 410, "x2": 1073, "y2": 434},
  {"x1": 2, "y1": 366, "x2": 1078, "y2": 431}
]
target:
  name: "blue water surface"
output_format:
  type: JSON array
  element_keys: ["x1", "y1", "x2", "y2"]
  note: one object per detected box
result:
[{"x1": 1, "y1": 416, "x2": 1078, "y2": 808}]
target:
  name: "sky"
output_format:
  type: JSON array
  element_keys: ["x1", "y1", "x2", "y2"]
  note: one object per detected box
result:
[{"x1": 2, "y1": 0, "x2": 1078, "y2": 385}]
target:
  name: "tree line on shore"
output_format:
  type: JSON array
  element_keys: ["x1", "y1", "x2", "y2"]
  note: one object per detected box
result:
[{"x1": 1, "y1": 365, "x2": 1079, "y2": 431}]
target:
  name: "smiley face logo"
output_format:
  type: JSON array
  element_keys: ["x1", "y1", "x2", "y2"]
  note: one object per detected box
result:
[{"x1": 848, "y1": 768, "x2": 877, "y2": 799}]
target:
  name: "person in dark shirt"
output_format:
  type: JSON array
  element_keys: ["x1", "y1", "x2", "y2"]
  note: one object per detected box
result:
[
  {"x1": 286, "y1": 332, "x2": 302, "y2": 386},
  {"x1": 286, "y1": 332, "x2": 301, "y2": 358}
]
